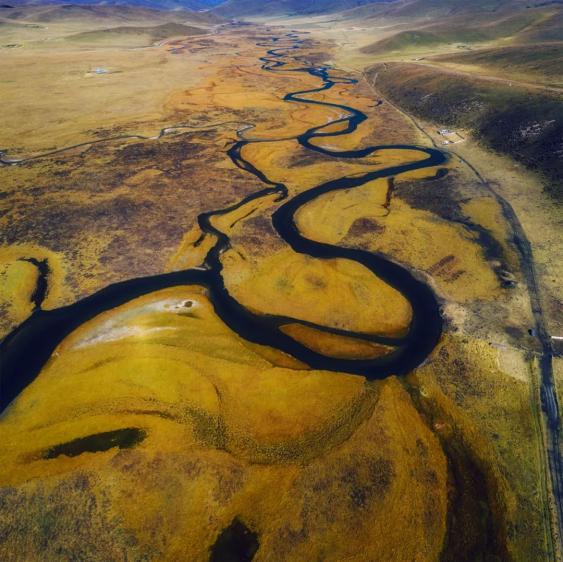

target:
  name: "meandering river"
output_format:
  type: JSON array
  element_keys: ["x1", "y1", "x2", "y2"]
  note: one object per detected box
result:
[{"x1": 0, "y1": 33, "x2": 447, "y2": 413}]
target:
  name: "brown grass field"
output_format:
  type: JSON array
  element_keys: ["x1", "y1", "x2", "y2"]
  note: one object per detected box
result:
[{"x1": 0, "y1": 5, "x2": 561, "y2": 560}]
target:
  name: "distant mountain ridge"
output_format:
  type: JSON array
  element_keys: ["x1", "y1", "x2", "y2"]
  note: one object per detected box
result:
[
  {"x1": 7, "y1": 0, "x2": 224, "y2": 11},
  {"x1": 215, "y1": 0, "x2": 554, "y2": 17},
  {"x1": 5, "y1": 0, "x2": 559, "y2": 16},
  {"x1": 1, "y1": 2, "x2": 223, "y2": 24},
  {"x1": 214, "y1": 0, "x2": 387, "y2": 17},
  {"x1": 7, "y1": 0, "x2": 392, "y2": 14}
]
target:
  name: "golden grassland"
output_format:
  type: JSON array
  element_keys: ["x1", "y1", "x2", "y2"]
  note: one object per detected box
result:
[
  {"x1": 0, "y1": 244, "x2": 68, "y2": 323},
  {"x1": 0, "y1": 28, "x2": 228, "y2": 155},
  {"x1": 0, "y1": 20, "x2": 556, "y2": 561},
  {"x1": 408, "y1": 334, "x2": 554, "y2": 559},
  {"x1": 295, "y1": 173, "x2": 502, "y2": 303},
  {"x1": 223, "y1": 249, "x2": 413, "y2": 337},
  {"x1": 0, "y1": 45, "x2": 214, "y2": 155},
  {"x1": 0, "y1": 287, "x2": 448, "y2": 561},
  {"x1": 280, "y1": 323, "x2": 395, "y2": 360}
]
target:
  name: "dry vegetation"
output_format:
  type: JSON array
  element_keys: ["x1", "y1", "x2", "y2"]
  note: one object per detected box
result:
[{"x1": 0, "y1": 6, "x2": 559, "y2": 561}]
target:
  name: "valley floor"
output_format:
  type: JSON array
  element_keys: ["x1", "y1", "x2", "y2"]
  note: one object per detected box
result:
[{"x1": 0, "y1": 12, "x2": 561, "y2": 561}]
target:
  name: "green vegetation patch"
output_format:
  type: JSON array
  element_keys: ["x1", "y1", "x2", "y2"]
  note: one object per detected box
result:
[
  {"x1": 362, "y1": 30, "x2": 447, "y2": 54},
  {"x1": 435, "y1": 43, "x2": 563, "y2": 80},
  {"x1": 361, "y1": 10, "x2": 553, "y2": 55}
]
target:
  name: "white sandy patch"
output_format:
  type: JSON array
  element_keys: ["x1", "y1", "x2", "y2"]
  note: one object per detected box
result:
[
  {"x1": 494, "y1": 345, "x2": 529, "y2": 383},
  {"x1": 442, "y1": 302, "x2": 467, "y2": 331},
  {"x1": 74, "y1": 325, "x2": 177, "y2": 349},
  {"x1": 71, "y1": 297, "x2": 202, "y2": 349},
  {"x1": 318, "y1": 144, "x2": 344, "y2": 151}
]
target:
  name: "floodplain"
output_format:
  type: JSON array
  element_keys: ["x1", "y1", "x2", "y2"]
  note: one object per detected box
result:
[{"x1": 0, "y1": 4, "x2": 561, "y2": 561}]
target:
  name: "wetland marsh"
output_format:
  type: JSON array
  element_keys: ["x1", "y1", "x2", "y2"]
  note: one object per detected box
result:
[{"x1": 0, "y1": 6, "x2": 561, "y2": 561}]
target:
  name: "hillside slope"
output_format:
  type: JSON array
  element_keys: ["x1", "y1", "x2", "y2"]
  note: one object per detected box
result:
[
  {"x1": 344, "y1": 0, "x2": 541, "y2": 18},
  {"x1": 367, "y1": 62, "x2": 563, "y2": 198},
  {"x1": 433, "y1": 44, "x2": 563, "y2": 82},
  {"x1": 66, "y1": 22, "x2": 206, "y2": 46},
  {"x1": 214, "y1": 0, "x2": 383, "y2": 17},
  {"x1": 6, "y1": 0, "x2": 224, "y2": 11},
  {"x1": 213, "y1": 0, "x2": 555, "y2": 19},
  {"x1": 1, "y1": 3, "x2": 223, "y2": 25},
  {"x1": 361, "y1": 7, "x2": 562, "y2": 55}
]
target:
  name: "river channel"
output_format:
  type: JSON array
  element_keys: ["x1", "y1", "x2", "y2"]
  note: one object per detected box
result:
[{"x1": 0, "y1": 33, "x2": 448, "y2": 412}]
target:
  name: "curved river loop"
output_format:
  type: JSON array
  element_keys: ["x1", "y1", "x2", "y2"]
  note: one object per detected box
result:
[{"x1": 0, "y1": 34, "x2": 448, "y2": 413}]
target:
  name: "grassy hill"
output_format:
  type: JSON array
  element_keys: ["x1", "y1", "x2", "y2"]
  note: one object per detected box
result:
[
  {"x1": 1, "y1": 3, "x2": 223, "y2": 25},
  {"x1": 345, "y1": 0, "x2": 540, "y2": 18},
  {"x1": 67, "y1": 22, "x2": 206, "y2": 46},
  {"x1": 362, "y1": 30, "x2": 453, "y2": 55},
  {"x1": 367, "y1": 62, "x2": 563, "y2": 198},
  {"x1": 433, "y1": 43, "x2": 563, "y2": 82},
  {"x1": 361, "y1": 9, "x2": 558, "y2": 55},
  {"x1": 5, "y1": 0, "x2": 224, "y2": 11}
]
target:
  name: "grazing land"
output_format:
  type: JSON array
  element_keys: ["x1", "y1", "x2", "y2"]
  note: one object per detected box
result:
[{"x1": 0, "y1": 1, "x2": 561, "y2": 561}]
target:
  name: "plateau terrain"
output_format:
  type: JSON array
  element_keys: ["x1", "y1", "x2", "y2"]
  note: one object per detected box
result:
[{"x1": 0, "y1": 0, "x2": 561, "y2": 561}]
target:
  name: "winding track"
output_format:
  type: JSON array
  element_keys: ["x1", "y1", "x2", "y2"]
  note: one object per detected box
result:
[{"x1": 0, "y1": 33, "x2": 447, "y2": 413}]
